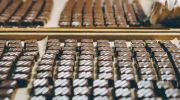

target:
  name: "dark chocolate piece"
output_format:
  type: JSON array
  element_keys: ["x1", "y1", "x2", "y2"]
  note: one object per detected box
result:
[
  {"x1": 34, "y1": 87, "x2": 51, "y2": 95},
  {"x1": 0, "y1": 80, "x2": 17, "y2": 89},
  {"x1": 137, "y1": 81, "x2": 154, "y2": 89},
  {"x1": 115, "y1": 88, "x2": 131, "y2": 97},
  {"x1": 141, "y1": 75, "x2": 157, "y2": 81},
  {"x1": 117, "y1": 56, "x2": 131, "y2": 61},
  {"x1": 120, "y1": 68, "x2": 134, "y2": 74},
  {"x1": 80, "y1": 55, "x2": 93, "y2": 60},
  {"x1": 58, "y1": 66, "x2": 73, "y2": 72},
  {"x1": 136, "y1": 52, "x2": 150, "y2": 57},
  {"x1": 37, "y1": 65, "x2": 53, "y2": 72},
  {"x1": 99, "y1": 67, "x2": 113, "y2": 73},
  {"x1": 61, "y1": 55, "x2": 75, "y2": 60},
  {"x1": 54, "y1": 79, "x2": 70, "y2": 87},
  {"x1": 165, "y1": 88, "x2": 180, "y2": 98},
  {"x1": 78, "y1": 72, "x2": 93, "y2": 79},
  {"x1": 33, "y1": 79, "x2": 49, "y2": 87},
  {"x1": 140, "y1": 68, "x2": 155, "y2": 75},
  {"x1": 159, "y1": 68, "x2": 175, "y2": 75},
  {"x1": 118, "y1": 61, "x2": 133, "y2": 68},
  {"x1": 57, "y1": 72, "x2": 73, "y2": 79},
  {"x1": 60, "y1": 60, "x2": 74, "y2": 66},
  {"x1": 154, "y1": 52, "x2": 168, "y2": 57},
  {"x1": 14, "y1": 67, "x2": 31, "y2": 74},
  {"x1": 156, "y1": 81, "x2": 174, "y2": 89},
  {"x1": 137, "y1": 89, "x2": 155, "y2": 98},
  {"x1": 39, "y1": 59, "x2": 55, "y2": 65},
  {"x1": 74, "y1": 87, "x2": 90, "y2": 95},
  {"x1": 118, "y1": 52, "x2": 132, "y2": 57},
  {"x1": 160, "y1": 75, "x2": 177, "y2": 81},
  {"x1": 11, "y1": 74, "x2": 29, "y2": 87},
  {"x1": 93, "y1": 87, "x2": 109, "y2": 96},
  {"x1": 79, "y1": 66, "x2": 94, "y2": 72},
  {"x1": 73, "y1": 79, "x2": 88, "y2": 87},
  {"x1": 19, "y1": 56, "x2": 35, "y2": 61},
  {"x1": 138, "y1": 62, "x2": 153, "y2": 68},
  {"x1": 114, "y1": 80, "x2": 130, "y2": 88},
  {"x1": 93, "y1": 79, "x2": 108, "y2": 87},
  {"x1": 16, "y1": 61, "x2": 33, "y2": 67},
  {"x1": 54, "y1": 87, "x2": 71, "y2": 96}
]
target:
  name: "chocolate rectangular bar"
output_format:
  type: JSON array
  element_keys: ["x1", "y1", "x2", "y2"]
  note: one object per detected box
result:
[
  {"x1": 145, "y1": 40, "x2": 158, "y2": 44},
  {"x1": 57, "y1": 71, "x2": 73, "y2": 79},
  {"x1": 118, "y1": 52, "x2": 132, "y2": 57},
  {"x1": 37, "y1": 65, "x2": 54, "y2": 73},
  {"x1": 140, "y1": 68, "x2": 156, "y2": 75},
  {"x1": 81, "y1": 39, "x2": 93, "y2": 43},
  {"x1": 81, "y1": 47, "x2": 94, "y2": 51},
  {"x1": 99, "y1": 67, "x2": 114, "y2": 73},
  {"x1": 9, "y1": 48, "x2": 22, "y2": 52},
  {"x1": 73, "y1": 86, "x2": 90, "y2": 95},
  {"x1": 60, "y1": 60, "x2": 74, "y2": 66},
  {"x1": 25, "y1": 47, "x2": 38, "y2": 52},
  {"x1": 48, "y1": 42, "x2": 60, "y2": 47},
  {"x1": 79, "y1": 55, "x2": 93, "y2": 60},
  {"x1": 131, "y1": 40, "x2": 144, "y2": 44},
  {"x1": 137, "y1": 88, "x2": 155, "y2": 98},
  {"x1": 16, "y1": 61, "x2": 33, "y2": 67},
  {"x1": 79, "y1": 66, "x2": 94, "y2": 72},
  {"x1": 93, "y1": 87, "x2": 109, "y2": 96},
  {"x1": 33, "y1": 87, "x2": 51, "y2": 96},
  {"x1": 8, "y1": 44, "x2": 22, "y2": 48},
  {"x1": 115, "y1": 88, "x2": 131, "y2": 97},
  {"x1": 0, "y1": 80, "x2": 18, "y2": 89},
  {"x1": 23, "y1": 51, "x2": 39, "y2": 61},
  {"x1": 157, "y1": 62, "x2": 173, "y2": 68},
  {"x1": 137, "y1": 80, "x2": 154, "y2": 89},
  {"x1": 73, "y1": 78, "x2": 88, "y2": 87},
  {"x1": 61, "y1": 55, "x2": 75, "y2": 60},
  {"x1": 19, "y1": 56, "x2": 35, "y2": 61},
  {"x1": 81, "y1": 50, "x2": 94, "y2": 55},
  {"x1": 0, "y1": 61, "x2": 13, "y2": 67},
  {"x1": 11, "y1": 73, "x2": 29, "y2": 87},
  {"x1": 118, "y1": 61, "x2": 133, "y2": 68},
  {"x1": 42, "y1": 54, "x2": 56, "y2": 60},
  {"x1": 114, "y1": 40, "x2": 126, "y2": 44},
  {"x1": 153, "y1": 51, "x2": 169, "y2": 57},
  {"x1": 120, "y1": 68, "x2": 134, "y2": 74},
  {"x1": 78, "y1": 72, "x2": 93, "y2": 79},
  {"x1": 136, "y1": 52, "x2": 150, "y2": 57},
  {"x1": 33, "y1": 79, "x2": 49, "y2": 87},
  {"x1": 62, "y1": 50, "x2": 76, "y2": 55},
  {"x1": 39, "y1": 59, "x2": 55, "y2": 66},
  {"x1": 80, "y1": 43, "x2": 93, "y2": 47},
  {"x1": 141, "y1": 75, "x2": 157, "y2": 81},
  {"x1": 117, "y1": 56, "x2": 132, "y2": 62},
  {"x1": 54, "y1": 87, "x2": 71, "y2": 96},
  {"x1": 62, "y1": 47, "x2": 76, "y2": 51},
  {"x1": 25, "y1": 43, "x2": 38, "y2": 48},
  {"x1": 4, "y1": 52, "x2": 22, "y2": 59},
  {"x1": 156, "y1": 81, "x2": 174, "y2": 89},
  {"x1": 58, "y1": 66, "x2": 73, "y2": 72},
  {"x1": 54, "y1": 79, "x2": 71, "y2": 87},
  {"x1": 114, "y1": 80, "x2": 131, "y2": 88},
  {"x1": 136, "y1": 57, "x2": 151, "y2": 62},
  {"x1": 14, "y1": 67, "x2": 31, "y2": 74}
]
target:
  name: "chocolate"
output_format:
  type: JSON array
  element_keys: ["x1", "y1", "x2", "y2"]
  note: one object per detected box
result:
[
  {"x1": 8, "y1": 44, "x2": 22, "y2": 48},
  {"x1": 14, "y1": 67, "x2": 31, "y2": 74},
  {"x1": 131, "y1": 44, "x2": 144, "y2": 48},
  {"x1": 115, "y1": 88, "x2": 131, "y2": 97},
  {"x1": 118, "y1": 61, "x2": 133, "y2": 68},
  {"x1": 171, "y1": 53, "x2": 180, "y2": 57},
  {"x1": 115, "y1": 44, "x2": 127, "y2": 48},
  {"x1": 120, "y1": 74, "x2": 135, "y2": 80},
  {"x1": 147, "y1": 43, "x2": 161, "y2": 48},
  {"x1": 93, "y1": 87, "x2": 109, "y2": 96},
  {"x1": 42, "y1": 54, "x2": 56, "y2": 60},
  {"x1": 81, "y1": 47, "x2": 93, "y2": 51},
  {"x1": 0, "y1": 80, "x2": 17, "y2": 89},
  {"x1": 159, "y1": 40, "x2": 172, "y2": 44},
  {"x1": 33, "y1": 79, "x2": 49, "y2": 87},
  {"x1": 172, "y1": 57, "x2": 180, "y2": 62},
  {"x1": 74, "y1": 87, "x2": 90, "y2": 95},
  {"x1": 98, "y1": 61, "x2": 113, "y2": 67},
  {"x1": 79, "y1": 66, "x2": 94, "y2": 72},
  {"x1": 117, "y1": 56, "x2": 131, "y2": 61},
  {"x1": 37, "y1": 71, "x2": 52, "y2": 79},
  {"x1": 155, "y1": 57, "x2": 170, "y2": 62},
  {"x1": 157, "y1": 62, "x2": 173, "y2": 68},
  {"x1": 47, "y1": 39, "x2": 59, "y2": 43},
  {"x1": 30, "y1": 96, "x2": 47, "y2": 100},
  {"x1": 19, "y1": 56, "x2": 35, "y2": 61},
  {"x1": 80, "y1": 55, "x2": 93, "y2": 60},
  {"x1": 0, "y1": 61, "x2": 13, "y2": 67},
  {"x1": 5, "y1": 52, "x2": 21, "y2": 58},
  {"x1": 65, "y1": 43, "x2": 77, "y2": 47},
  {"x1": 98, "y1": 47, "x2": 111, "y2": 51},
  {"x1": 11, "y1": 74, "x2": 29, "y2": 87},
  {"x1": 24, "y1": 39, "x2": 37, "y2": 44},
  {"x1": 81, "y1": 51, "x2": 94, "y2": 55},
  {"x1": 8, "y1": 40, "x2": 21, "y2": 44},
  {"x1": 120, "y1": 68, "x2": 134, "y2": 74},
  {"x1": 114, "y1": 40, "x2": 126, "y2": 44},
  {"x1": 0, "y1": 67, "x2": 11, "y2": 74},
  {"x1": 54, "y1": 87, "x2": 71, "y2": 96},
  {"x1": 62, "y1": 50, "x2": 76, "y2": 55},
  {"x1": 54, "y1": 79, "x2": 70, "y2": 87},
  {"x1": 26, "y1": 43, "x2": 38, "y2": 47},
  {"x1": 25, "y1": 47, "x2": 38, "y2": 52},
  {"x1": 99, "y1": 67, "x2": 113, "y2": 73},
  {"x1": 78, "y1": 72, "x2": 93, "y2": 79},
  {"x1": 81, "y1": 39, "x2": 93, "y2": 43},
  {"x1": 62, "y1": 47, "x2": 76, "y2": 51},
  {"x1": 160, "y1": 75, "x2": 177, "y2": 81},
  {"x1": 79, "y1": 60, "x2": 93, "y2": 66},
  {"x1": 61, "y1": 55, "x2": 75, "y2": 60},
  {"x1": 97, "y1": 40, "x2": 109, "y2": 43},
  {"x1": 48, "y1": 42, "x2": 60, "y2": 47},
  {"x1": 137, "y1": 89, "x2": 155, "y2": 98},
  {"x1": 168, "y1": 48, "x2": 180, "y2": 53},
  {"x1": 116, "y1": 48, "x2": 130, "y2": 52},
  {"x1": 136, "y1": 52, "x2": 150, "y2": 57},
  {"x1": 60, "y1": 60, "x2": 74, "y2": 66},
  {"x1": 145, "y1": 40, "x2": 158, "y2": 44},
  {"x1": 1, "y1": 56, "x2": 17, "y2": 62},
  {"x1": 9, "y1": 48, "x2": 22, "y2": 52},
  {"x1": 58, "y1": 66, "x2": 73, "y2": 72},
  {"x1": 46, "y1": 50, "x2": 59, "y2": 56},
  {"x1": 0, "y1": 89, "x2": 15, "y2": 97},
  {"x1": 73, "y1": 79, "x2": 88, "y2": 87},
  {"x1": 93, "y1": 79, "x2": 108, "y2": 87},
  {"x1": 118, "y1": 52, "x2": 132, "y2": 57},
  {"x1": 133, "y1": 48, "x2": 147, "y2": 52},
  {"x1": 164, "y1": 44, "x2": 177, "y2": 48},
  {"x1": 140, "y1": 68, "x2": 155, "y2": 75},
  {"x1": 156, "y1": 81, "x2": 174, "y2": 89},
  {"x1": 131, "y1": 40, "x2": 144, "y2": 44},
  {"x1": 141, "y1": 75, "x2": 157, "y2": 81},
  {"x1": 52, "y1": 96, "x2": 69, "y2": 100},
  {"x1": 65, "y1": 39, "x2": 77, "y2": 43},
  {"x1": 136, "y1": 57, "x2": 151, "y2": 62},
  {"x1": 137, "y1": 81, "x2": 154, "y2": 89},
  {"x1": 39, "y1": 59, "x2": 55, "y2": 65},
  {"x1": 81, "y1": 43, "x2": 93, "y2": 47},
  {"x1": 114, "y1": 80, "x2": 131, "y2": 88},
  {"x1": 48, "y1": 46, "x2": 61, "y2": 51},
  {"x1": 165, "y1": 88, "x2": 180, "y2": 98},
  {"x1": 37, "y1": 65, "x2": 54, "y2": 72},
  {"x1": 57, "y1": 72, "x2": 73, "y2": 79},
  {"x1": 16, "y1": 61, "x2": 33, "y2": 67},
  {"x1": 23, "y1": 51, "x2": 39, "y2": 61},
  {"x1": 159, "y1": 68, "x2": 175, "y2": 75},
  {"x1": 34, "y1": 87, "x2": 51, "y2": 96},
  {"x1": 151, "y1": 48, "x2": 164, "y2": 52}
]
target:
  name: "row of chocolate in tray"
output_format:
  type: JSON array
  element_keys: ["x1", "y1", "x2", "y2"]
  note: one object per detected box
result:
[
  {"x1": 0, "y1": 39, "x2": 180, "y2": 100},
  {"x1": 0, "y1": 0, "x2": 53, "y2": 27}
]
